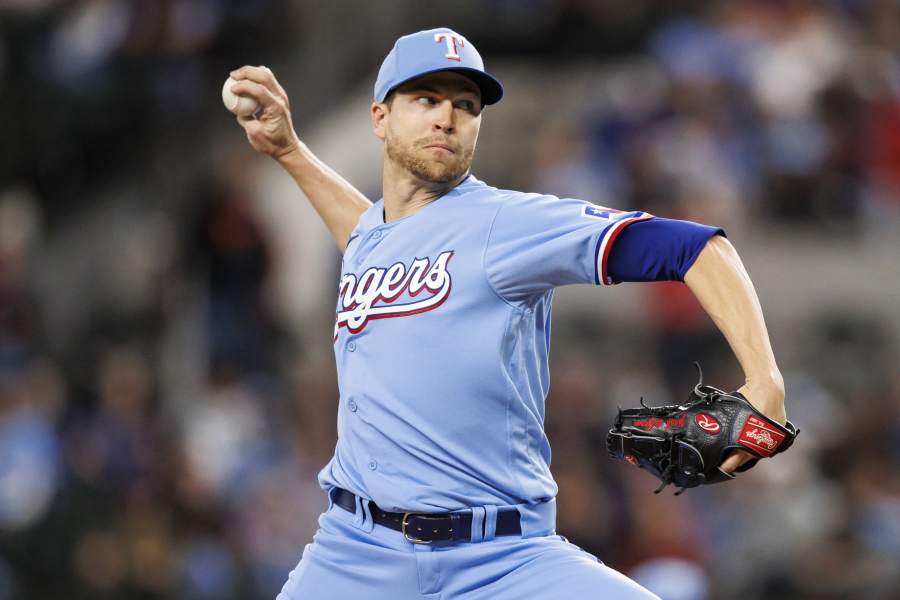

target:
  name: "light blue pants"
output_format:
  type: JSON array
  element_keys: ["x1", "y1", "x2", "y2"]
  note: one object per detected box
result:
[{"x1": 276, "y1": 492, "x2": 658, "y2": 599}]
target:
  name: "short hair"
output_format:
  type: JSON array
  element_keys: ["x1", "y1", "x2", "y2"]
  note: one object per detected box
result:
[{"x1": 384, "y1": 90, "x2": 396, "y2": 109}]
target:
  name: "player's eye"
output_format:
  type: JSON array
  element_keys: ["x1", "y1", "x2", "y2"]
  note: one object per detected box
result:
[
  {"x1": 416, "y1": 96, "x2": 436, "y2": 105},
  {"x1": 455, "y1": 98, "x2": 481, "y2": 115}
]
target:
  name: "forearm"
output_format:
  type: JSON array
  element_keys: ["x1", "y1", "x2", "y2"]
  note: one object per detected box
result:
[
  {"x1": 684, "y1": 236, "x2": 785, "y2": 415},
  {"x1": 228, "y1": 66, "x2": 373, "y2": 252},
  {"x1": 277, "y1": 142, "x2": 372, "y2": 253}
]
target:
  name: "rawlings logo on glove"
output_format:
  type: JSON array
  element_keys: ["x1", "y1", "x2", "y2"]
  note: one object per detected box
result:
[{"x1": 606, "y1": 364, "x2": 799, "y2": 494}]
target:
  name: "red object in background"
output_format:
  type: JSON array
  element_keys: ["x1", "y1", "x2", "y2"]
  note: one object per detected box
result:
[
  {"x1": 647, "y1": 281, "x2": 709, "y2": 333},
  {"x1": 867, "y1": 100, "x2": 900, "y2": 204}
]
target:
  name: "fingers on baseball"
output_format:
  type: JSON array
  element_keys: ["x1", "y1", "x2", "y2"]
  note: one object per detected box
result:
[
  {"x1": 258, "y1": 65, "x2": 290, "y2": 106},
  {"x1": 229, "y1": 80, "x2": 275, "y2": 109},
  {"x1": 230, "y1": 65, "x2": 290, "y2": 108}
]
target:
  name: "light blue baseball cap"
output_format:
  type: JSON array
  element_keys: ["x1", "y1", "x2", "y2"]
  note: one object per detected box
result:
[{"x1": 374, "y1": 28, "x2": 504, "y2": 106}]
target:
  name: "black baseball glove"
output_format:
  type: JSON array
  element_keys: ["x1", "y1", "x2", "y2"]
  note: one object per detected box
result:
[{"x1": 607, "y1": 364, "x2": 799, "y2": 494}]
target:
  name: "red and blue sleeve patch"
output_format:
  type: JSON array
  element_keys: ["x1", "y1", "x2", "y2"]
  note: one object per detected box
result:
[{"x1": 593, "y1": 210, "x2": 655, "y2": 285}]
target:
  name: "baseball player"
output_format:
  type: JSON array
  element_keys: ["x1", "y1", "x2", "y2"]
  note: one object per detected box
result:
[{"x1": 229, "y1": 28, "x2": 787, "y2": 599}]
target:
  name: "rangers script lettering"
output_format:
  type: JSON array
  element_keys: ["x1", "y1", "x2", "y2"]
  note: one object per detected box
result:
[{"x1": 335, "y1": 250, "x2": 455, "y2": 335}]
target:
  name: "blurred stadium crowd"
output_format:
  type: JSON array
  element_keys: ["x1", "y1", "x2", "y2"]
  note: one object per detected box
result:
[{"x1": 1, "y1": 1, "x2": 899, "y2": 599}]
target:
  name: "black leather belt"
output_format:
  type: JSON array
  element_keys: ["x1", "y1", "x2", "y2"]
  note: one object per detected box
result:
[{"x1": 332, "y1": 487, "x2": 522, "y2": 544}]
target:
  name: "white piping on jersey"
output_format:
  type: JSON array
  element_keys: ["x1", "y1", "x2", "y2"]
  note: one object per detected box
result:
[{"x1": 596, "y1": 213, "x2": 654, "y2": 285}]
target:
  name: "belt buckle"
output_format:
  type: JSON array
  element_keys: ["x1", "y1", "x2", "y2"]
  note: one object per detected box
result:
[{"x1": 401, "y1": 512, "x2": 447, "y2": 544}]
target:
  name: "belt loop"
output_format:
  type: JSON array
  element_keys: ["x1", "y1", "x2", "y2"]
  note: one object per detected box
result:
[
  {"x1": 470, "y1": 507, "x2": 485, "y2": 543},
  {"x1": 360, "y1": 498, "x2": 375, "y2": 533},
  {"x1": 353, "y1": 495, "x2": 365, "y2": 527},
  {"x1": 483, "y1": 505, "x2": 498, "y2": 541},
  {"x1": 353, "y1": 496, "x2": 375, "y2": 532},
  {"x1": 326, "y1": 487, "x2": 336, "y2": 511},
  {"x1": 515, "y1": 497, "x2": 556, "y2": 538}
]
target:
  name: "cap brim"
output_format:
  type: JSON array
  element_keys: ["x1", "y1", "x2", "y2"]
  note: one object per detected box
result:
[{"x1": 382, "y1": 67, "x2": 504, "y2": 106}]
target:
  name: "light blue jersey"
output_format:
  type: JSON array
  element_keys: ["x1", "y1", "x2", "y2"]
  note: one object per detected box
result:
[
  {"x1": 318, "y1": 174, "x2": 652, "y2": 513},
  {"x1": 280, "y1": 28, "x2": 664, "y2": 600}
]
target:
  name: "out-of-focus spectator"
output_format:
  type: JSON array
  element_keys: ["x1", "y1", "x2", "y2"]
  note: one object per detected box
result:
[
  {"x1": 629, "y1": 557, "x2": 709, "y2": 600},
  {"x1": 180, "y1": 378, "x2": 271, "y2": 504},
  {"x1": 66, "y1": 346, "x2": 156, "y2": 492},
  {"x1": 190, "y1": 180, "x2": 279, "y2": 378},
  {"x1": 530, "y1": 118, "x2": 616, "y2": 205},
  {"x1": 0, "y1": 360, "x2": 63, "y2": 531}
]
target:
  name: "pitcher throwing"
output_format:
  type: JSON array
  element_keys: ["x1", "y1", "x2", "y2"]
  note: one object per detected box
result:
[{"x1": 228, "y1": 27, "x2": 790, "y2": 599}]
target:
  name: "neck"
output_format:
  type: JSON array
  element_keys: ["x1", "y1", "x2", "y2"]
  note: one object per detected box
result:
[{"x1": 382, "y1": 159, "x2": 468, "y2": 222}]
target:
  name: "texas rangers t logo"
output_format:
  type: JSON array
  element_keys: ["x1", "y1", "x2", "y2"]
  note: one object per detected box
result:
[
  {"x1": 435, "y1": 33, "x2": 465, "y2": 61},
  {"x1": 335, "y1": 250, "x2": 454, "y2": 335}
]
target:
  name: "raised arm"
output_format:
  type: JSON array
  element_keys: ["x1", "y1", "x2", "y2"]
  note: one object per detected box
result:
[
  {"x1": 229, "y1": 66, "x2": 372, "y2": 253},
  {"x1": 683, "y1": 234, "x2": 786, "y2": 473}
]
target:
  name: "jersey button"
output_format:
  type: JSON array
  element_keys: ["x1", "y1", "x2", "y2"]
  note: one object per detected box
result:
[
  {"x1": 347, "y1": 341, "x2": 357, "y2": 352},
  {"x1": 368, "y1": 460, "x2": 377, "y2": 471},
  {"x1": 348, "y1": 399, "x2": 358, "y2": 412},
  {"x1": 371, "y1": 230, "x2": 382, "y2": 240}
]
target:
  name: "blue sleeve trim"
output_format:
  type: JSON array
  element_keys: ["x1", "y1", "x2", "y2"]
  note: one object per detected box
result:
[{"x1": 605, "y1": 218, "x2": 725, "y2": 283}]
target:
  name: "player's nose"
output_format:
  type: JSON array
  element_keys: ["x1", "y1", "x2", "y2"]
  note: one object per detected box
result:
[{"x1": 431, "y1": 100, "x2": 455, "y2": 133}]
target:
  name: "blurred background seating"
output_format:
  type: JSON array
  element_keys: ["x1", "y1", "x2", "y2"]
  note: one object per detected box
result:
[{"x1": 1, "y1": 1, "x2": 899, "y2": 598}]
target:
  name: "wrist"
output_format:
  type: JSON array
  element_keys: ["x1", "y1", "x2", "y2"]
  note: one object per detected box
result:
[
  {"x1": 738, "y1": 371, "x2": 786, "y2": 424},
  {"x1": 745, "y1": 369, "x2": 785, "y2": 398},
  {"x1": 274, "y1": 136, "x2": 306, "y2": 168}
]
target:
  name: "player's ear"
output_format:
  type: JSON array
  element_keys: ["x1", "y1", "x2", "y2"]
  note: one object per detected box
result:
[{"x1": 371, "y1": 102, "x2": 388, "y2": 140}]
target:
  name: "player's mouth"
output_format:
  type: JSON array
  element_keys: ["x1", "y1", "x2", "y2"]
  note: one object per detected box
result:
[{"x1": 423, "y1": 143, "x2": 455, "y2": 154}]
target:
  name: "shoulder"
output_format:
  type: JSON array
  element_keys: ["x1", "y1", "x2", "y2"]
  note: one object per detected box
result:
[
  {"x1": 459, "y1": 175, "x2": 557, "y2": 212},
  {"x1": 489, "y1": 187, "x2": 606, "y2": 224}
]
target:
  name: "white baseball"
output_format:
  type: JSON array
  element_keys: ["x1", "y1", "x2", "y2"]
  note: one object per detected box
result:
[{"x1": 222, "y1": 76, "x2": 260, "y2": 116}]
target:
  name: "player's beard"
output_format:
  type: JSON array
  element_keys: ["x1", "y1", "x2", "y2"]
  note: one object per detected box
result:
[{"x1": 385, "y1": 129, "x2": 474, "y2": 185}]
